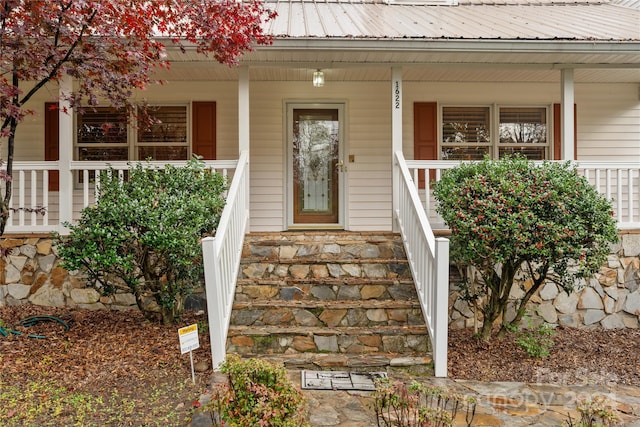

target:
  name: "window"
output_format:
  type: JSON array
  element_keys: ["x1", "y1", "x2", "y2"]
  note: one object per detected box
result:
[
  {"x1": 441, "y1": 107, "x2": 490, "y2": 160},
  {"x1": 76, "y1": 108, "x2": 129, "y2": 162},
  {"x1": 441, "y1": 105, "x2": 549, "y2": 160},
  {"x1": 76, "y1": 105, "x2": 190, "y2": 162},
  {"x1": 137, "y1": 106, "x2": 188, "y2": 161},
  {"x1": 498, "y1": 107, "x2": 547, "y2": 160}
]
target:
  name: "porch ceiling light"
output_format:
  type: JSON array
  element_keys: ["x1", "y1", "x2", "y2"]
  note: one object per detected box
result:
[{"x1": 312, "y1": 69, "x2": 324, "y2": 87}]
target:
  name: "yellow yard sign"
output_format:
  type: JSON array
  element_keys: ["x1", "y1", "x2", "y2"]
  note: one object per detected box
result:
[{"x1": 178, "y1": 324, "x2": 200, "y2": 354}]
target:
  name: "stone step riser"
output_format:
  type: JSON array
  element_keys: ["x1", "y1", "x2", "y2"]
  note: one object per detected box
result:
[
  {"x1": 243, "y1": 234, "x2": 405, "y2": 260},
  {"x1": 235, "y1": 282, "x2": 419, "y2": 303},
  {"x1": 230, "y1": 306, "x2": 426, "y2": 328},
  {"x1": 256, "y1": 354, "x2": 434, "y2": 373},
  {"x1": 240, "y1": 261, "x2": 411, "y2": 281},
  {"x1": 227, "y1": 330, "x2": 430, "y2": 355}
]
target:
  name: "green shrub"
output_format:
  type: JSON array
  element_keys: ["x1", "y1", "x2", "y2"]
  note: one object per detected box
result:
[
  {"x1": 205, "y1": 355, "x2": 309, "y2": 427},
  {"x1": 55, "y1": 158, "x2": 227, "y2": 324},
  {"x1": 433, "y1": 155, "x2": 618, "y2": 340},
  {"x1": 506, "y1": 317, "x2": 556, "y2": 358}
]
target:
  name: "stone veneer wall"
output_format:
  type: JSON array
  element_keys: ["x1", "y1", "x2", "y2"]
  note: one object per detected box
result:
[
  {"x1": 1, "y1": 233, "x2": 639, "y2": 331},
  {"x1": 449, "y1": 232, "x2": 640, "y2": 330},
  {"x1": 0, "y1": 235, "x2": 137, "y2": 310}
]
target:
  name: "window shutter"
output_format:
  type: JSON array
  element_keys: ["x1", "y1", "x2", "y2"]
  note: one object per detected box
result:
[
  {"x1": 414, "y1": 102, "x2": 438, "y2": 187},
  {"x1": 192, "y1": 102, "x2": 216, "y2": 160},
  {"x1": 44, "y1": 102, "x2": 59, "y2": 191},
  {"x1": 553, "y1": 104, "x2": 577, "y2": 160}
]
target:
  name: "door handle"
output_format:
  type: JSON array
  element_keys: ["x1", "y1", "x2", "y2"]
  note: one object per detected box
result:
[{"x1": 335, "y1": 160, "x2": 347, "y2": 172}]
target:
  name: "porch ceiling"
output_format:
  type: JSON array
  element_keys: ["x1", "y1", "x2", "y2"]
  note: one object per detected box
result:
[
  {"x1": 156, "y1": 60, "x2": 640, "y2": 83},
  {"x1": 162, "y1": 37, "x2": 640, "y2": 83}
]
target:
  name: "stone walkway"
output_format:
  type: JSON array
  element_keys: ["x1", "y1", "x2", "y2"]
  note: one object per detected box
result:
[{"x1": 190, "y1": 372, "x2": 640, "y2": 426}]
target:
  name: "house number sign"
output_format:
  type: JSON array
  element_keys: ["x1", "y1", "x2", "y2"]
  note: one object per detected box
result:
[{"x1": 394, "y1": 80, "x2": 401, "y2": 109}]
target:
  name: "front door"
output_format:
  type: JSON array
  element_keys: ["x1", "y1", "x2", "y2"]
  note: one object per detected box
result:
[{"x1": 289, "y1": 105, "x2": 344, "y2": 227}]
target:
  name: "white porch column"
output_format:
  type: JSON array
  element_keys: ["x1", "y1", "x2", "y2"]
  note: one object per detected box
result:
[
  {"x1": 58, "y1": 76, "x2": 74, "y2": 233},
  {"x1": 391, "y1": 67, "x2": 403, "y2": 232},
  {"x1": 238, "y1": 66, "x2": 250, "y2": 154},
  {"x1": 238, "y1": 66, "x2": 250, "y2": 229},
  {"x1": 561, "y1": 69, "x2": 575, "y2": 160}
]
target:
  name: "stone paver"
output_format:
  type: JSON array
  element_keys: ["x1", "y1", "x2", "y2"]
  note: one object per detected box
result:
[
  {"x1": 303, "y1": 377, "x2": 640, "y2": 426},
  {"x1": 190, "y1": 372, "x2": 640, "y2": 427}
]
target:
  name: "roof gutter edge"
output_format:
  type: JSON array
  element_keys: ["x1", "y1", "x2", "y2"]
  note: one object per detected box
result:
[{"x1": 263, "y1": 38, "x2": 640, "y2": 55}]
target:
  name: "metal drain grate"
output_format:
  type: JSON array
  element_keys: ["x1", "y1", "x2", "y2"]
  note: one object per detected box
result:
[{"x1": 301, "y1": 370, "x2": 387, "y2": 391}]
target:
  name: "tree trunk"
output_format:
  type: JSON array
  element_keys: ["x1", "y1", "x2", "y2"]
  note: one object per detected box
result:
[
  {"x1": 479, "y1": 273, "x2": 503, "y2": 341},
  {"x1": 0, "y1": 117, "x2": 17, "y2": 236},
  {"x1": 499, "y1": 262, "x2": 549, "y2": 336}
]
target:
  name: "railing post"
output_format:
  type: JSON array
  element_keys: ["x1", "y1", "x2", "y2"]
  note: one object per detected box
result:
[
  {"x1": 202, "y1": 236, "x2": 226, "y2": 370},
  {"x1": 433, "y1": 237, "x2": 450, "y2": 378}
]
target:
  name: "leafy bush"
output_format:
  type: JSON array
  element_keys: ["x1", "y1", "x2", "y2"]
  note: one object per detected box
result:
[
  {"x1": 55, "y1": 158, "x2": 226, "y2": 324},
  {"x1": 566, "y1": 396, "x2": 621, "y2": 426},
  {"x1": 205, "y1": 355, "x2": 309, "y2": 427},
  {"x1": 505, "y1": 316, "x2": 556, "y2": 358},
  {"x1": 433, "y1": 155, "x2": 618, "y2": 340},
  {"x1": 373, "y1": 378, "x2": 477, "y2": 427}
]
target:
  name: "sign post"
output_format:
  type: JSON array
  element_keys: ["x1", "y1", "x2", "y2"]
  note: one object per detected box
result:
[{"x1": 178, "y1": 324, "x2": 200, "y2": 384}]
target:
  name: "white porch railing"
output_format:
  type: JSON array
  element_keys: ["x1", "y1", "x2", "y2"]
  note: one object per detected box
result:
[
  {"x1": 201, "y1": 150, "x2": 250, "y2": 370},
  {"x1": 405, "y1": 160, "x2": 640, "y2": 230},
  {"x1": 3, "y1": 159, "x2": 237, "y2": 233},
  {"x1": 394, "y1": 151, "x2": 449, "y2": 378}
]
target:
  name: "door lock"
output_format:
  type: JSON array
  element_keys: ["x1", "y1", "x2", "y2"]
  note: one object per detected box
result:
[{"x1": 335, "y1": 160, "x2": 347, "y2": 172}]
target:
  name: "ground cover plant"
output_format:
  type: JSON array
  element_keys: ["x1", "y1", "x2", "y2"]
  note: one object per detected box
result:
[
  {"x1": 55, "y1": 158, "x2": 226, "y2": 324},
  {"x1": 433, "y1": 155, "x2": 618, "y2": 340}
]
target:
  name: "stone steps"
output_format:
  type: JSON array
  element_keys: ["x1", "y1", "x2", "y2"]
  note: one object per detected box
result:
[
  {"x1": 230, "y1": 300, "x2": 424, "y2": 329},
  {"x1": 235, "y1": 278, "x2": 418, "y2": 302},
  {"x1": 233, "y1": 299, "x2": 422, "y2": 310},
  {"x1": 240, "y1": 261, "x2": 411, "y2": 281},
  {"x1": 257, "y1": 353, "x2": 434, "y2": 374},
  {"x1": 227, "y1": 325, "x2": 430, "y2": 355},
  {"x1": 228, "y1": 232, "x2": 432, "y2": 372}
]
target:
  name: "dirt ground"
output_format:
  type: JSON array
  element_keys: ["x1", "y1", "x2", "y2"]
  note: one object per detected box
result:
[
  {"x1": 448, "y1": 326, "x2": 640, "y2": 386},
  {"x1": 0, "y1": 305, "x2": 638, "y2": 426},
  {"x1": 0, "y1": 305, "x2": 213, "y2": 426}
]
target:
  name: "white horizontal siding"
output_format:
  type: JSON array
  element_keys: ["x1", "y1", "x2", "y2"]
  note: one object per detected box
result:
[
  {"x1": 576, "y1": 84, "x2": 640, "y2": 161},
  {"x1": 247, "y1": 85, "x2": 285, "y2": 231},
  {"x1": 345, "y1": 82, "x2": 392, "y2": 231}
]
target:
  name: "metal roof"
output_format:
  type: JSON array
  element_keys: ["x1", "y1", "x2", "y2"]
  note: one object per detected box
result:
[
  {"x1": 262, "y1": 0, "x2": 640, "y2": 41},
  {"x1": 161, "y1": 0, "x2": 640, "y2": 82}
]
